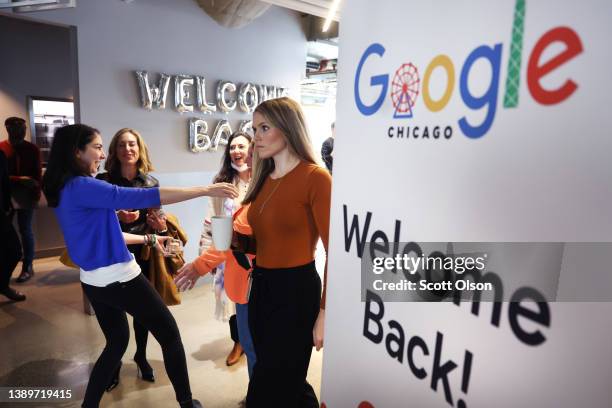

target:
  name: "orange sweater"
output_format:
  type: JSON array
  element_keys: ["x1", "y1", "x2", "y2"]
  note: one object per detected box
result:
[
  {"x1": 193, "y1": 205, "x2": 254, "y2": 304},
  {"x1": 247, "y1": 161, "x2": 331, "y2": 308}
]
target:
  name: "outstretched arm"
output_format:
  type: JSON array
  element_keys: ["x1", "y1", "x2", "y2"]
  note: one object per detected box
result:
[{"x1": 159, "y1": 183, "x2": 238, "y2": 205}]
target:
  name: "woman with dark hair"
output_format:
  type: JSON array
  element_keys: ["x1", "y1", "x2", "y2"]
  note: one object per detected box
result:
[
  {"x1": 197, "y1": 131, "x2": 252, "y2": 367},
  {"x1": 239, "y1": 97, "x2": 331, "y2": 407},
  {"x1": 96, "y1": 128, "x2": 173, "y2": 389},
  {"x1": 42, "y1": 124, "x2": 238, "y2": 408},
  {"x1": 176, "y1": 136, "x2": 256, "y2": 403}
]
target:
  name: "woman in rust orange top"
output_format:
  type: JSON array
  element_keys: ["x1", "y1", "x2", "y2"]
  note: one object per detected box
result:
[{"x1": 242, "y1": 97, "x2": 331, "y2": 408}]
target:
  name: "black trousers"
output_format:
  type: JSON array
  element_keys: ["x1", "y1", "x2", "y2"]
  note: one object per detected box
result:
[
  {"x1": 247, "y1": 261, "x2": 321, "y2": 408},
  {"x1": 81, "y1": 273, "x2": 192, "y2": 407},
  {"x1": 0, "y1": 211, "x2": 21, "y2": 289}
]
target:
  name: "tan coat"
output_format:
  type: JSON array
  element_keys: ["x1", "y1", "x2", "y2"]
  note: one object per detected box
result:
[{"x1": 140, "y1": 213, "x2": 186, "y2": 306}]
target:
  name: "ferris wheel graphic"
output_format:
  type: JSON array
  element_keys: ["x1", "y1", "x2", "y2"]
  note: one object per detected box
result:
[{"x1": 390, "y1": 63, "x2": 420, "y2": 119}]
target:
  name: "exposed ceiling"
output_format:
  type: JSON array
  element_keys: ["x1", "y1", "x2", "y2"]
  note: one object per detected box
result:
[
  {"x1": 260, "y1": 0, "x2": 340, "y2": 21},
  {"x1": 2, "y1": 0, "x2": 341, "y2": 25},
  {"x1": 194, "y1": 0, "x2": 340, "y2": 28}
]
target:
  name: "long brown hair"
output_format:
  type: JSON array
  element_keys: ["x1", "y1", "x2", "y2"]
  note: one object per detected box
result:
[
  {"x1": 42, "y1": 124, "x2": 100, "y2": 207},
  {"x1": 243, "y1": 97, "x2": 319, "y2": 204},
  {"x1": 214, "y1": 131, "x2": 253, "y2": 184},
  {"x1": 104, "y1": 128, "x2": 154, "y2": 176}
]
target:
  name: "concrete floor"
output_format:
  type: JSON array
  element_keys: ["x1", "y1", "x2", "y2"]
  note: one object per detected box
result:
[{"x1": 0, "y1": 257, "x2": 323, "y2": 408}]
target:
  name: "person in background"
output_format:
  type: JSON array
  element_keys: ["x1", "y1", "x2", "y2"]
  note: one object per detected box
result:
[
  {"x1": 0, "y1": 149, "x2": 26, "y2": 301},
  {"x1": 321, "y1": 121, "x2": 334, "y2": 174},
  {"x1": 197, "y1": 131, "x2": 252, "y2": 367},
  {"x1": 0, "y1": 117, "x2": 42, "y2": 283},
  {"x1": 96, "y1": 128, "x2": 175, "y2": 390},
  {"x1": 42, "y1": 123, "x2": 238, "y2": 408},
  {"x1": 240, "y1": 97, "x2": 331, "y2": 407}
]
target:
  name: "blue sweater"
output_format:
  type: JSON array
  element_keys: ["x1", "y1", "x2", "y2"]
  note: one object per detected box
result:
[{"x1": 54, "y1": 176, "x2": 161, "y2": 271}]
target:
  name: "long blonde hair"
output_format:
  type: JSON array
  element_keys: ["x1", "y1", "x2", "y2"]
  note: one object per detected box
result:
[
  {"x1": 243, "y1": 97, "x2": 319, "y2": 204},
  {"x1": 104, "y1": 128, "x2": 154, "y2": 176}
]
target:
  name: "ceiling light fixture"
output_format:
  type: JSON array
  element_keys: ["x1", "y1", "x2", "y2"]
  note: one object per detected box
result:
[{"x1": 322, "y1": 0, "x2": 341, "y2": 32}]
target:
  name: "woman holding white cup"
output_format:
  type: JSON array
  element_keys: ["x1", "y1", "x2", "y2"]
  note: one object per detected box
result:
[{"x1": 196, "y1": 131, "x2": 253, "y2": 367}]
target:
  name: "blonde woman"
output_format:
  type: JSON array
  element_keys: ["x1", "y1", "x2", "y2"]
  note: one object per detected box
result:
[{"x1": 240, "y1": 97, "x2": 331, "y2": 407}]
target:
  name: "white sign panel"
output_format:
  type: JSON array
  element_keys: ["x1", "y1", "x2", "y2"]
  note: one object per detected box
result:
[{"x1": 322, "y1": 0, "x2": 612, "y2": 407}]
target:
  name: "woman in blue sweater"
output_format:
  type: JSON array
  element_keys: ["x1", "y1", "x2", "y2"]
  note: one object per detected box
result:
[{"x1": 42, "y1": 124, "x2": 238, "y2": 408}]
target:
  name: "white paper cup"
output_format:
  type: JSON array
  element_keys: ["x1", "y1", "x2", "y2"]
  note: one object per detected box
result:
[{"x1": 211, "y1": 216, "x2": 233, "y2": 251}]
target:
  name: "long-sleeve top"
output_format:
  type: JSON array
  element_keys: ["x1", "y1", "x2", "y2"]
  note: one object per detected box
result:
[
  {"x1": 0, "y1": 151, "x2": 11, "y2": 212},
  {"x1": 193, "y1": 204, "x2": 254, "y2": 304},
  {"x1": 247, "y1": 161, "x2": 331, "y2": 308},
  {"x1": 0, "y1": 140, "x2": 42, "y2": 200},
  {"x1": 53, "y1": 176, "x2": 160, "y2": 272}
]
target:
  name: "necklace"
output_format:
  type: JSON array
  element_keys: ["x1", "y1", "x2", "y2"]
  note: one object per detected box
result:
[
  {"x1": 258, "y1": 177, "x2": 283, "y2": 215},
  {"x1": 258, "y1": 160, "x2": 300, "y2": 215}
]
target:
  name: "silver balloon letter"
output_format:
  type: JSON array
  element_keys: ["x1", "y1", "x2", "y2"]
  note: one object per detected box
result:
[
  {"x1": 175, "y1": 75, "x2": 194, "y2": 113},
  {"x1": 195, "y1": 76, "x2": 217, "y2": 114},
  {"x1": 238, "y1": 83, "x2": 259, "y2": 113},
  {"x1": 276, "y1": 87, "x2": 289, "y2": 98},
  {"x1": 135, "y1": 71, "x2": 170, "y2": 110},
  {"x1": 258, "y1": 85, "x2": 278, "y2": 102},
  {"x1": 239, "y1": 120, "x2": 253, "y2": 135},
  {"x1": 189, "y1": 118, "x2": 210, "y2": 152},
  {"x1": 211, "y1": 120, "x2": 232, "y2": 151},
  {"x1": 217, "y1": 81, "x2": 237, "y2": 113}
]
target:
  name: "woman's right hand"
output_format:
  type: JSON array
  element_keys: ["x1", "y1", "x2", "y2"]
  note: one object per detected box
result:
[
  {"x1": 117, "y1": 209, "x2": 140, "y2": 223},
  {"x1": 174, "y1": 262, "x2": 200, "y2": 292},
  {"x1": 205, "y1": 183, "x2": 239, "y2": 198}
]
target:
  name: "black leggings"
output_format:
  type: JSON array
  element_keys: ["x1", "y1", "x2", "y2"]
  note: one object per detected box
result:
[
  {"x1": 133, "y1": 255, "x2": 151, "y2": 360},
  {"x1": 247, "y1": 261, "x2": 321, "y2": 408},
  {"x1": 81, "y1": 273, "x2": 191, "y2": 407}
]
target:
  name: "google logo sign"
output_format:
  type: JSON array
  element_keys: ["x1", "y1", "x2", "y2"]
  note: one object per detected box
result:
[{"x1": 354, "y1": 1, "x2": 583, "y2": 139}]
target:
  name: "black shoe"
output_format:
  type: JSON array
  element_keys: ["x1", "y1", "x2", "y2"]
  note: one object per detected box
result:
[
  {"x1": 134, "y1": 355, "x2": 155, "y2": 382},
  {"x1": 16, "y1": 265, "x2": 34, "y2": 283},
  {"x1": 0, "y1": 287, "x2": 26, "y2": 301},
  {"x1": 105, "y1": 361, "x2": 121, "y2": 392},
  {"x1": 179, "y1": 399, "x2": 202, "y2": 408}
]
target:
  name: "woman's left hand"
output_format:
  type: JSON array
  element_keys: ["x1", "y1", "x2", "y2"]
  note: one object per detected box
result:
[
  {"x1": 174, "y1": 262, "x2": 200, "y2": 292},
  {"x1": 313, "y1": 308, "x2": 325, "y2": 351}
]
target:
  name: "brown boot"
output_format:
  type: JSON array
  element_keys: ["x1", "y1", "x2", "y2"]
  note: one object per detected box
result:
[{"x1": 225, "y1": 342, "x2": 244, "y2": 366}]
